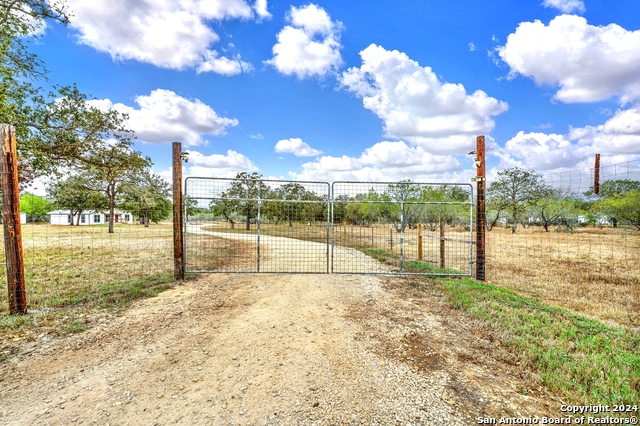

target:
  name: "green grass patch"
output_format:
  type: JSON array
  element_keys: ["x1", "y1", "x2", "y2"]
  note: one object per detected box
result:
[
  {"x1": 404, "y1": 260, "x2": 463, "y2": 275},
  {"x1": 429, "y1": 276, "x2": 640, "y2": 408},
  {"x1": 1, "y1": 273, "x2": 175, "y2": 337}
]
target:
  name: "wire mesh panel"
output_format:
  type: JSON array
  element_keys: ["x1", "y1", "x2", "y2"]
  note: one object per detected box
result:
[
  {"x1": 184, "y1": 177, "x2": 331, "y2": 273},
  {"x1": 482, "y1": 159, "x2": 640, "y2": 327},
  {"x1": 331, "y1": 181, "x2": 474, "y2": 275}
]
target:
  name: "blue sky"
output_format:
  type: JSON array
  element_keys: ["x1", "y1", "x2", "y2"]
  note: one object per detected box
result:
[{"x1": 28, "y1": 0, "x2": 640, "y2": 193}]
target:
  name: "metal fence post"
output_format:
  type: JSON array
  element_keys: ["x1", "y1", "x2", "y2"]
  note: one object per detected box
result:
[
  {"x1": 439, "y1": 217, "x2": 445, "y2": 269},
  {"x1": 417, "y1": 222, "x2": 423, "y2": 261},
  {"x1": 1, "y1": 125, "x2": 27, "y2": 314}
]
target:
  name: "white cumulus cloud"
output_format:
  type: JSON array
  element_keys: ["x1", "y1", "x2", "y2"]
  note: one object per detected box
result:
[
  {"x1": 265, "y1": 4, "x2": 343, "y2": 79},
  {"x1": 67, "y1": 0, "x2": 265, "y2": 74},
  {"x1": 542, "y1": 0, "x2": 585, "y2": 13},
  {"x1": 340, "y1": 44, "x2": 508, "y2": 154},
  {"x1": 185, "y1": 150, "x2": 258, "y2": 177},
  {"x1": 289, "y1": 140, "x2": 464, "y2": 182},
  {"x1": 274, "y1": 138, "x2": 322, "y2": 157},
  {"x1": 496, "y1": 107, "x2": 640, "y2": 173},
  {"x1": 498, "y1": 15, "x2": 640, "y2": 104},
  {"x1": 253, "y1": 0, "x2": 272, "y2": 19},
  {"x1": 88, "y1": 89, "x2": 238, "y2": 147}
]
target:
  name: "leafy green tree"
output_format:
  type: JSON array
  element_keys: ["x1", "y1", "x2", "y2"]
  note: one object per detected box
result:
[
  {"x1": 487, "y1": 167, "x2": 549, "y2": 233},
  {"x1": 417, "y1": 185, "x2": 469, "y2": 231},
  {"x1": 19, "y1": 192, "x2": 51, "y2": 221},
  {"x1": 46, "y1": 174, "x2": 108, "y2": 225},
  {"x1": 585, "y1": 179, "x2": 640, "y2": 227},
  {"x1": 594, "y1": 190, "x2": 640, "y2": 230},
  {"x1": 76, "y1": 142, "x2": 151, "y2": 233},
  {"x1": 209, "y1": 172, "x2": 269, "y2": 230},
  {"x1": 184, "y1": 195, "x2": 208, "y2": 218},
  {"x1": 273, "y1": 183, "x2": 321, "y2": 226},
  {"x1": 2, "y1": 2, "x2": 137, "y2": 186},
  {"x1": 530, "y1": 189, "x2": 581, "y2": 232},
  {"x1": 121, "y1": 172, "x2": 171, "y2": 226}
]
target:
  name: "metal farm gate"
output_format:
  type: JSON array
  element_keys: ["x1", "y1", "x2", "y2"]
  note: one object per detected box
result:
[{"x1": 184, "y1": 177, "x2": 473, "y2": 276}]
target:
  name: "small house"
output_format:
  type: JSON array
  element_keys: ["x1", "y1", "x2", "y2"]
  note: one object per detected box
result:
[{"x1": 48, "y1": 210, "x2": 134, "y2": 226}]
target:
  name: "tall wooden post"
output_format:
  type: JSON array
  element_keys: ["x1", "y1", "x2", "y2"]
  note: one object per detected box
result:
[
  {"x1": 172, "y1": 142, "x2": 184, "y2": 281},
  {"x1": 594, "y1": 154, "x2": 600, "y2": 196},
  {"x1": 417, "y1": 222, "x2": 423, "y2": 261},
  {"x1": 475, "y1": 135, "x2": 486, "y2": 281},
  {"x1": 1, "y1": 125, "x2": 27, "y2": 314}
]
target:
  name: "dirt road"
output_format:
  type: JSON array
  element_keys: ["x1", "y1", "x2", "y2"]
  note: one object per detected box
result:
[{"x1": 0, "y1": 269, "x2": 555, "y2": 425}]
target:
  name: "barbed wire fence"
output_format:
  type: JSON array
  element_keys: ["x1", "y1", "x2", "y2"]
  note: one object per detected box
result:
[{"x1": 482, "y1": 158, "x2": 640, "y2": 328}]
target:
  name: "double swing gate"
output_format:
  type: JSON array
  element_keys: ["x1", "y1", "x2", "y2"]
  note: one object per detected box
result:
[{"x1": 184, "y1": 177, "x2": 474, "y2": 276}]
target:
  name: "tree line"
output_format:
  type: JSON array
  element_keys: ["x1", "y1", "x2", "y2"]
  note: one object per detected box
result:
[
  {"x1": 1, "y1": 1, "x2": 170, "y2": 232},
  {"x1": 198, "y1": 173, "x2": 471, "y2": 231},
  {"x1": 486, "y1": 167, "x2": 640, "y2": 233}
]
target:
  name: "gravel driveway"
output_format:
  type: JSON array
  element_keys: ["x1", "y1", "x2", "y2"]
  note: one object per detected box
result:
[{"x1": 0, "y1": 233, "x2": 555, "y2": 425}]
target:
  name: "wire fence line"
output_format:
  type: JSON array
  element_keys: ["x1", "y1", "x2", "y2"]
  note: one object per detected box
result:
[
  {"x1": 2, "y1": 158, "x2": 639, "y2": 334},
  {"x1": 482, "y1": 159, "x2": 640, "y2": 327},
  {"x1": 0, "y1": 211, "x2": 174, "y2": 334}
]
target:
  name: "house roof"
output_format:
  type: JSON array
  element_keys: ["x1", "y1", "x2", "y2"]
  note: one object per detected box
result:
[{"x1": 47, "y1": 210, "x2": 132, "y2": 215}]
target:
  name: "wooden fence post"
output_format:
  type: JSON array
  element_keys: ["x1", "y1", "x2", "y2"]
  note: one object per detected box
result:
[
  {"x1": 594, "y1": 153, "x2": 600, "y2": 195},
  {"x1": 475, "y1": 135, "x2": 486, "y2": 281},
  {"x1": 173, "y1": 142, "x2": 184, "y2": 281},
  {"x1": 417, "y1": 222, "x2": 423, "y2": 261},
  {"x1": 1, "y1": 125, "x2": 27, "y2": 314},
  {"x1": 439, "y1": 217, "x2": 445, "y2": 269}
]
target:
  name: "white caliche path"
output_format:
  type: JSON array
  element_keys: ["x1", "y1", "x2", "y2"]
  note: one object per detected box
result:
[{"x1": 186, "y1": 224, "x2": 390, "y2": 273}]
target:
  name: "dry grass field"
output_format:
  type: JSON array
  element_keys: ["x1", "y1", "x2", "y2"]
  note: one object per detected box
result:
[
  {"x1": 485, "y1": 226, "x2": 640, "y2": 328},
  {"x1": 0, "y1": 223, "x2": 175, "y2": 335},
  {"x1": 2, "y1": 220, "x2": 638, "y2": 336}
]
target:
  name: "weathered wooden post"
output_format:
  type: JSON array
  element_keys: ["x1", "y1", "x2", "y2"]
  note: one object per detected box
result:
[
  {"x1": 594, "y1": 153, "x2": 600, "y2": 195},
  {"x1": 172, "y1": 142, "x2": 185, "y2": 281},
  {"x1": 417, "y1": 222, "x2": 423, "y2": 261},
  {"x1": 475, "y1": 135, "x2": 486, "y2": 281},
  {"x1": 1, "y1": 125, "x2": 27, "y2": 314},
  {"x1": 439, "y1": 217, "x2": 445, "y2": 269}
]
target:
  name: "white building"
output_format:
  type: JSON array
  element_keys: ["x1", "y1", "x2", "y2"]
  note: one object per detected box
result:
[{"x1": 48, "y1": 210, "x2": 134, "y2": 225}]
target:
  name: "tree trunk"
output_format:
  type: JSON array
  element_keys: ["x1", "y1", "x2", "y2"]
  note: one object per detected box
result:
[
  {"x1": 108, "y1": 191, "x2": 115, "y2": 233},
  {"x1": 76, "y1": 209, "x2": 83, "y2": 226},
  {"x1": 289, "y1": 216, "x2": 293, "y2": 227},
  {"x1": 612, "y1": 218, "x2": 618, "y2": 228},
  {"x1": 245, "y1": 207, "x2": 251, "y2": 230},
  {"x1": 144, "y1": 212, "x2": 149, "y2": 227},
  {"x1": 511, "y1": 220, "x2": 518, "y2": 234},
  {"x1": 69, "y1": 209, "x2": 74, "y2": 226}
]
